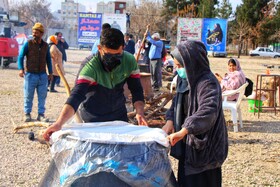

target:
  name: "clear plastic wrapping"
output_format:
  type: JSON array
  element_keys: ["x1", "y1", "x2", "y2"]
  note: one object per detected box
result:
[{"x1": 49, "y1": 121, "x2": 175, "y2": 187}]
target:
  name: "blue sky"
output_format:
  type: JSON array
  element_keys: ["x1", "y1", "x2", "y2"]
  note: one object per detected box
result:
[{"x1": 49, "y1": 0, "x2": 243, "y2": 12}]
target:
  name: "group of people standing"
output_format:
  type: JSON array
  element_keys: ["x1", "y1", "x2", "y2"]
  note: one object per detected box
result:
[
  {"x1": 17, "y1": 23, "x2": 68, "y2": 122},
  {"x1": 17, "y1": 22, "x2": 237, "y2": 187}
]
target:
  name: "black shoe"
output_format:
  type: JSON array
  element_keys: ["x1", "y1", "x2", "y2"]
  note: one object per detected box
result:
[
  {"x1": 24, "y1": 113, "x2": 32, "y2": 122},
  {"x1": 37, "y1": 114, "x2": 49, "y2": 122},
  {"x1": 50, "y1": 90, "x2": 58, "y2": 93}
]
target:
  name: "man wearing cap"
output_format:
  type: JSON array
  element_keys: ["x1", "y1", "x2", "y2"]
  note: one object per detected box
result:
[
  {"x1": 18, "y1": 22, "x2": 53, "y2": 122},
  {"x1": 145, "y1": 25, "x2": 163, "y2": 91}
]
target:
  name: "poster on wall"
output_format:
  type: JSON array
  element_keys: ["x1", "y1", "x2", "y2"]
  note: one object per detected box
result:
[
  {"x1": 177, "y1": 18, "x2": 202, "y2": 44},
  {"x1": 201, "y1": 18, "x2": 227, "y2": 52},
  {"x1": 77, "y1": 13, "x2": 102, "y2": 45},
  {"x1": 103, "y1": 13, "x2": 127, "y2": 34}
]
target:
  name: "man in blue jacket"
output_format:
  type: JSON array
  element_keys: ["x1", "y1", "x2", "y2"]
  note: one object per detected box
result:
[{"x1": 146, "y1": 25, "x2": 163, "y2": 91}]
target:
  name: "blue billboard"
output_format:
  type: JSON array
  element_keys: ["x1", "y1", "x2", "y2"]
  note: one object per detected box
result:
[
  {"x1": 77, "y1": 13, "x2": 102, "y2": 45},
  {"x1": 201, "y1": 18, "x2": 227, "y2": 52}
]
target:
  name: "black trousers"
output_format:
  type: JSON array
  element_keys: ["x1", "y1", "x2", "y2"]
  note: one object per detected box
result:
[
  {"x1": 178, "y1": 164, "x2": 222, "y2": 187},
  {"x1": 49, "y1": 75, "x2": 59, "y2": 91}
]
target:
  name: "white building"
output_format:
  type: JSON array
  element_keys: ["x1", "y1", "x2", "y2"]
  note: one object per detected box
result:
[
  {"x1": 0, "y1": 0, "x2": 9, "y2": 35},
  {"x1": 0, "y1": 0, "x2": 9, "y2": 13},
  {"x1": 61, "y1": 0, "x2": 86, "y2": 29},
  {"x1": 96, "y1": 0, "x2": 136, "y2": 14},
  {"x1": 96, "y1": 1, "x2": 115, "y2": 13}
]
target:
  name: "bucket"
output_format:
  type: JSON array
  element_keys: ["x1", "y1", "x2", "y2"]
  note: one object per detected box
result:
[{"x1": 248, "y1": 99, "x2": 263, "y2": 113}]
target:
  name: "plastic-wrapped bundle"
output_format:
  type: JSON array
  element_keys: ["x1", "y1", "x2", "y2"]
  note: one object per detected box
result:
[{"x1": 40, "y1": 121, "x2": 177, "y2": 187}]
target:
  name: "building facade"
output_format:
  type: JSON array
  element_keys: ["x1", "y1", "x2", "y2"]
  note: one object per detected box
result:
[
  {"x1": 96, "y1": 1, "x2": 134, "y2": 14},
  {"x1": 61, "y1": 0, "x2": 86, "y2": 29},
  {"x1": 0, "y1": 0, "x2": 9, "y2": 13}
]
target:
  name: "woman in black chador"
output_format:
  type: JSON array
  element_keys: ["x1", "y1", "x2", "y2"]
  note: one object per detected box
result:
[{"x1": 207, "y1": 23, "x2": 223, "y2": 45}]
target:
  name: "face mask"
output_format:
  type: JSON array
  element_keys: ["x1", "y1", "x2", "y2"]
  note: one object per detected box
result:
[
  {"x1": 176, "y1": 68, "x2": 187, "y2": 79},
  {"x1": 100, "y1": 52, "x2": 123, "y2": 72}
]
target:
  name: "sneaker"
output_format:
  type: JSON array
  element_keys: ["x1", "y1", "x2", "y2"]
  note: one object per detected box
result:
[
  {"x1": 37, "y1": 114, "x2": 49, "y2": 122},
  {"x1": 24, "y1": 113, "x2": 32, "y2": 122},
  {"x1": 50, "y1": 90, "x2": 58, "y2": 93}
]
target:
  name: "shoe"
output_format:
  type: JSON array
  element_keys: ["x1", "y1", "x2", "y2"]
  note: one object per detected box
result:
[
  {"x1": 24, "y1": 113, "x2": 32, "y2": 122},
  {"x1": 37, "y1": 114, "x2": 49, "y2": 122},
  {"x1": 50, "y1": 90, "x2": 58, "y2": 93}
]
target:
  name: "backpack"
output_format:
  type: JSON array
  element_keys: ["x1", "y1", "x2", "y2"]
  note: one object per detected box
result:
[{"x1": 244, "y1": 77, "x2": 253, "y2": 97}]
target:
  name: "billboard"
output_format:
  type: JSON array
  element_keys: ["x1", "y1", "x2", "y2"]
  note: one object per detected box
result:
[
  {"x1": 177, "y1": 18, "x2": 202, "y2": 43},
  {"x1": 177, "y1": 18, "x2": 227, "y2": 53},
  {"x1": 201, "y1": 18, "x2": 227, "y2": 53},
  {"x1": 102, "y1": 13, "x2": 126, "y2": 34},
  {"x1": 77, "y1": 13, "x2": 102, "y2": 45}
]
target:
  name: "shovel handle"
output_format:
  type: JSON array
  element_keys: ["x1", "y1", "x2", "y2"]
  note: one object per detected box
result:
[
  {"x1": 55, "y1": 64, "x2": 83, "y2": 123},
  {"x1": 135, "y1": 26, "x2": 149, "y2": 62}
]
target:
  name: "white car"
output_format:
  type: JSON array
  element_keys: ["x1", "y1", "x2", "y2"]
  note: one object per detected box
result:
[{"x1": 249, "y1": 47, "x2": 280, "y2": 58}]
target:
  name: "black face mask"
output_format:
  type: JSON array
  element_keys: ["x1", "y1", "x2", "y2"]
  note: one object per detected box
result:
[{"x1": 99, "y1": 52, "x2": 123, "y2": 72}]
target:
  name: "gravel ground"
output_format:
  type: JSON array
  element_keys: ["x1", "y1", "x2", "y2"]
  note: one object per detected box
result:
[{"x1": 0, "y1": 49, "x2": 279, "y2": 186}]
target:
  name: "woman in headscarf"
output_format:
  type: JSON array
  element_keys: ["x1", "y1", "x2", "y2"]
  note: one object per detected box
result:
[
  {"x1": 213, "y1": 23, "x2": 223, "y2": 44},
  {"x1": 163, "y1": 40, "x2": 228, "y2": 187},
  {"x1": 215, "y1": 58, "x2": 246, "y2": 101},
  {"x1": 47, "y1": 35, "x2": 64, "y2": 92}
]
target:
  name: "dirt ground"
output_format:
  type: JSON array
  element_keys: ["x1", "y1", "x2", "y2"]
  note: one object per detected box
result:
[{"x1": 0, "y1": 49, "x2": 279, "y2": 186}]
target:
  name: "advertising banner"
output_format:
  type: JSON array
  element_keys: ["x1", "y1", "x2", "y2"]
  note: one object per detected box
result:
[
  {"x1": 103, "y1": 13, "x2": 126, "y2": 34},
  {"x1": 77, "y1": 13, "x2": 102, "y2": 45},
  {"x1": 177, "y1": 18, "x2": 227, "y2": 53},
  {"x1": 201, "y1": 18, "x2": 227, "y2": 52},
  {"x1": 177, "y1": 18, "x2": 202, "y2": 44}
]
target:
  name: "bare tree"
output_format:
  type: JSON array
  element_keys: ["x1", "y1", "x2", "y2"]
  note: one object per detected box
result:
[
  {"x1": 10, "y1": 0, "x2": 54, "y2": 38},
  {"x1": 230, "y1": 20, "x2": 250, "y2": 58},
  {"x1": 126, "y1": 1, "x2": 165, "y2": 40}
]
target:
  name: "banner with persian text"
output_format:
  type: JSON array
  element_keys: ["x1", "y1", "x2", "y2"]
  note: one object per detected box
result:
[
  {"x1": 77, "y1": 13, "x2": 102, "y2": 45},
  {"x1": 177, "y1": 18, "x2": 202, "y2": 43},
  {"x1": 177, "y1": 18, "x2": 227, "y2": 53}
]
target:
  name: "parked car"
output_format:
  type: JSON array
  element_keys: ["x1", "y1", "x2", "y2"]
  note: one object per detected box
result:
[
  {"x1": 161, "y1": 39, "x2": 171, "y2": 53},
  {"x1": 79, "y1": 43, "x2": 93, "y2": 50},
  {"x1": 212, "y1": 51, "x2": 227, "y2": 57},
  {"x1": 249, "y1": 47, "x2": 280, "y2": 58}
]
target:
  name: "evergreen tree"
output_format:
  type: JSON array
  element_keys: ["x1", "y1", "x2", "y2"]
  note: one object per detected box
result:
[
  {"x1": 197, "y1": 0, "x2": 219, "y2": 18},
  {"x1": 216, "y1": 0, "x2": 232, "y2": 19},
  {"x1": 236, "y1": 0, "x2": 270, "y2": 27}
]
